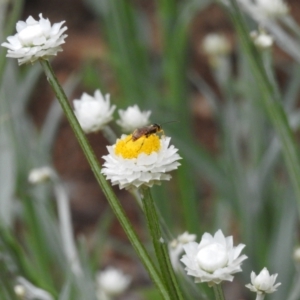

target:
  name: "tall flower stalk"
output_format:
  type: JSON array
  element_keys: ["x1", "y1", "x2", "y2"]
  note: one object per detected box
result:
[
  {"x1": 213, "y1": 284, "x2": 225, "y2": 300},
  {"x1": 38, "y1": 59, "x2": 170, "y2": 299},
  {"x1": 141, "y1": 187, "x2": 184, "y2": 300}
]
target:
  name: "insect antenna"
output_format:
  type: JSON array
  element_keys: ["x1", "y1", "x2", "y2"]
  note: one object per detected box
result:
[{"x1": 159, "y1": 120, "x2": 179, "y2": 126}]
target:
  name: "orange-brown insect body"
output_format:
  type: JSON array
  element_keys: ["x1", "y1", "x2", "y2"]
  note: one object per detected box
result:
[{"x1": 131, "y1": 123, "x2": 163, "y2": 141}]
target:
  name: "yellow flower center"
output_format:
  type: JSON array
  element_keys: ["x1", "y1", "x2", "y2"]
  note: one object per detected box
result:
[{"x1": 115, "y1": 134, "x2": 161, "y2": 159}]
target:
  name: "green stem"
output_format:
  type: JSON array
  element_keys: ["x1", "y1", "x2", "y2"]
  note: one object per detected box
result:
[
  {"x1": 226, "y1": 0, "x2": 300, "y2": 216},
  {"x1": 102, "y1": 125, "x2": 117, "y2": 144},
  {"x1": 255, "y1": 294, "x2": 265, "y2": 300},
  {"x1": 212, "y1": 284, "x2": 225, "y2": 300},
  {"x1": 141, "y1": 187, "x2": 184, "y2": 300},
  {"x1": 39, "y1": 59, "x2": 170, "y2": 300}
]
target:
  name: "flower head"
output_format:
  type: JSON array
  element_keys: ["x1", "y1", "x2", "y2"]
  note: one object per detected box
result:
[
  {"x1": 14, "y1": 277, "x2": 54, "y2": 300},
  {"x1": 28, "y1": 166, "x2": 53, "y2": 184},
  {"x1": 251, "y1": 30, "x2": 273, "y2": 49},
  {"x1": 169, "y1": 232, "x2": 197, "y2": 271},
  {"x1": 96, "y1": 267, "x2": 131, "y2": 298},
  {"x1": 246, "y1": 267, "x2": 281, "y2": 294},
  {"x1": 117, "y1": 105, "x2": 151, "y2": 133},
  {"x1": 255, "y1": 0, "x2": 289, "y2": 18},
  {"x1": 101, "y1": 133, "x2": 181, "y2": 190},
  {"x1": 202, "y1": 34, "x2": 231, "y2": 57},
  {"x1": 1, "y1": 14, "x2": 67, "y2": 65},
  {"x1": 181, "y1": 229, "x2": 247, "y2": 286},
  {"x1": 73, "y1": 90, "x2": 116, "y2": 133}
]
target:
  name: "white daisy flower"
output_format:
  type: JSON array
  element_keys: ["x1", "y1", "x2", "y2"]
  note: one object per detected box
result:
[
  {"x1": 73, "y1": 90, "x2": 116, "y2": 133},
  {"x1": 1, "y1": 13, "x2": 67, "y2": 65},
  {"x1": 96, "y1": 267, "x2": 131, "y2": 299},
  {"x1": 181, "y1": 229, "x2": 247, "y2": 286},
  {"x1": 14, "y1": 277, "x2": 54, "y2": 300},
  {"x1": 246, "y1": 267, "x2": 281, "y2": 295},
  {"x1": 250, "y1": 30, "x2": 273, "y2": 49},
  {"x1": 169, "y1": 232, "x2": 197, "y2": 271},
  {"x1": 255, "y1": 0, "x2": 289, "y2": 18},
  {"x1": 117, "y1": 104, "x2": 151, "y2": 133},
  {"x1": 101, "y1": 132, "x2": 181, "y2": 190},
  {"x1": 202, "y1": 34, "x2": 231, "y2": 57},
  {"x1": 117, "y1": 105, "x2": 151, "y2": 133},
  {"x1": 28, "y1": 166, "x2": 53, "y2": 184}
]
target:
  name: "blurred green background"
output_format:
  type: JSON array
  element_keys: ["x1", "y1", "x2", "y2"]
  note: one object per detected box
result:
[{"x1": 1, "y1": 0, "x2": 300, "y2": 299}]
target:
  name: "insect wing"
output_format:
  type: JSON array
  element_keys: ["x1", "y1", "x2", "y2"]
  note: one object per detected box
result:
[{"x1": 132, "y1": 127, "x2": 148, "y2": 141}]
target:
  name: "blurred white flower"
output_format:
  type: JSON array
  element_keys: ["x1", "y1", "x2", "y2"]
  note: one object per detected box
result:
[
  {"x1": 73, "y1": 90, "x2": 116, "y2": 133},
  {"x1": 14, "y1": 285, "x2": 26, "y2": 298},
  {"x1": 251, "y1": 30, "x2": 273, "y2": 48},
  {"x1": 169, "y1": 232, "x2": 197, "y2": 271},
  {"x1": 117, "y1": 105, "x2": 151, "y2": 133},
  {"x1": 202, "y1": 34, "x2": 231, "y2": 69},
  {"x1": 28, "y1": 166, "x2": 53, "y2": 184},
  {"x1": 181, "y1": 229, "x2": 247, "y2": 286},
  {"x1": 14, "y1": 277, "x2": 54, "y2": 300},
  {"x1": 96, "y1": 267, "x2": 131, "y2": 299},
  {"x1": 1, "y1": 13, "x2": 67, "y2": 65},
  {"x1": 101, "y1": 134, "x2": 181, "y2": 190},
  {"x1": 293, "y1": 247, "x2": 300, "y2": 263},
  {"x1": 255, "y1": 0, "x2": 289, "y2": 18},
  {"x1": 177, "y1": 232, "x2": 197, "y2": 244},
  {"x1": 202, "y1": 33, "x2": 231, "y2": 57},
  {"x1": 246, "y1": 267, "x2": 281, "y2": 295}
]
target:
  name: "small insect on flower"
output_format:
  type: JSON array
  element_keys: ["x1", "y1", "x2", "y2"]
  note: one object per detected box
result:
[
  {"x1": 130, "y1": 121, "x2": 177, "y2": 142},
  {"x1": 131, "y1": 123, "x2": 163, "y2": 141},
  {"x1": 127, "y1": 121, "x2": 177, "y2": 153}
]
